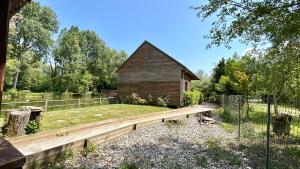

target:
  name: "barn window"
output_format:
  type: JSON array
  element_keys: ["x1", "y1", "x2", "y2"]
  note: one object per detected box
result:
[{"x1": 185, "y1": 81, "x2": 188, "y2": 91}]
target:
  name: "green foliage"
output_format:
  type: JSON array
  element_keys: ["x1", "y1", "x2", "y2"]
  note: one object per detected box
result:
[
  {"x1": 195, "y1": 154, "x2": 208, "y2": 168},
  {"x1": 7, "y1": 88, "x2": 27, "y2": 100},
  {"x1": 183, "y1": 90, "x2": 201, "y2": 106},
  {"x1": 5, "y1": 2, "x2": 128, "y2": 93},
  {"x1": 194, "y1": 1, "x2": 300, "y2": 48},
  {"x1": 120, "y1": 162, "x2": 138, "y2": 169},
  {"x1": 205, "y1": 139, "x2": 242, "y2": 166},
  {"x1": 8, "y1": 2, "x2": 58, "y2": 90},
  {"x1": 165, "y1": 120, "x2": 185, "y2": 128},
  {"x1": 122, "y1": 93, "x2": 169, "y2": 107},
  {"x1": 215, "y1": 76, "x2": 235, "y2": 95},
  {"x1": 46, "y1": 149, "x2": 74, "y2": 169},
  {"x1": 25, "y1": 120, "x2": 38, "y2": 135},
  {"x1": 156, "y1": 96, "x2": 169, "y2": 107},
  {"x1": 52, "y1": 26, "x2": 127, "y2": 93},
  {"x1": 192, "y1": 70, "x2": 213, "y2": 101},
  {"x1": 82, "y1": 144, "x2": 97, "y2": 157}
]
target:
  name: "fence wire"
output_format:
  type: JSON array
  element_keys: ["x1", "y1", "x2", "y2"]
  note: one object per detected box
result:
[{"x1": 219, "y1": 95, "x2": 300, "y2": 168}]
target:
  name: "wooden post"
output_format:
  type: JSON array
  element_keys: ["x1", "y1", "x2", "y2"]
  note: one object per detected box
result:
[
  {"x1": 0, "y1": 1, "x2": 30, "y2": 169},
  {"x1": 99, "y1": 97, "x2": 102, "y2": 105},
  {"x1": 0, "y1": 0, "x2": 11, "y2": 114},
  {"x1": 78, "y1": 98, "x2": 80, "y2": 109},
  {"x1": 44, "y1": 98, "x2": 48, "y2": 111}
]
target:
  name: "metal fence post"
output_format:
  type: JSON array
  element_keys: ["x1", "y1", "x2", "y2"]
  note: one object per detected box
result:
[
  {"x1": 44, "y1": 98, "x2": 48, "y2": 112},
  {"x1": 238, "y1": 96, "x2": 241, "y2": 141},
  {"x1": 266, "y1": 96, "x2": 271, "y2": 169}
]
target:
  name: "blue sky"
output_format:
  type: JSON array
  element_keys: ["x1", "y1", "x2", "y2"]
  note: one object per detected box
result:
[{"x1": 39, "y1": 0, "x2": 249, "y2": 74}]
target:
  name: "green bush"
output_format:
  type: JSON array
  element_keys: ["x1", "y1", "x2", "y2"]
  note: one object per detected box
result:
[
  {"x1": 183, "y1": 90, "x2": 201, "y2": 106},
  {"x1": 7, "y1": 88, "x2": 27, "y2": 100},
  {"x1": 122, "y1": 93, "x2": 169, "y2": 107},
  {"x1": 25, "y1": 120, "x2": 38, "y2": 134},
  {"x1": 156, "y1": 96, "x2": 169, "y2": 107},
  {"x1": 137, "y1": 98, "x2": 147, "y2": 105},
  {"x1": 123, "y1": 93, "x2": 140, "y2": 104},
  {"x1": 146, "y1": 95, "x2": 155, "y2": 105}
]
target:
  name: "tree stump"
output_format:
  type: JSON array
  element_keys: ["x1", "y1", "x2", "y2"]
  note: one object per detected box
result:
[
  {"x1": 272, "y1": 112, "x2": 293, "y2": 137},
  {"x1": 5, "y1": 110, "x2": 30, "y2": 137},
  {"x1": 19, "y1": 106, "x2": 43, "y2": 128}
]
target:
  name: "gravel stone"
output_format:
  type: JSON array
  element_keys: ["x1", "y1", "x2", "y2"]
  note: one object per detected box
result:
[{"x1": 59, "y1": 117, "x2": 251, "y2": 169}]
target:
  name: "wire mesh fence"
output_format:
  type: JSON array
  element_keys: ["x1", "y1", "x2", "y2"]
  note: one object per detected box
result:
[{"x1": 219, "y1": 95, "x2": 300, "y2": 168}]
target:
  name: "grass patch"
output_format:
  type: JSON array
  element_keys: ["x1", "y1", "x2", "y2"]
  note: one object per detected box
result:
[
  {"x1": 46, "y1": 149, "x2": 74, "y2": 169},
  {"x1": 195, "y1": 154, "x2": 208, "y2": 168},
  {"x1": 165, "y1": 119, "x2": 185, "y2": 128},
  {"x1": 220, "y1": 122, "x2": 236, "y2": 133},
  {"x1": 120, "y1": 162, "x2": 138, "y2": 169},
  {"x1": 82, "y1": 143, "x2": 97, "y2": 157},
  {"x1": 197, "y1": 139, "x2": 242, "y2": 167},
  {"x1": 40, "y1": 104, "x2": 170, "y2": 131}
]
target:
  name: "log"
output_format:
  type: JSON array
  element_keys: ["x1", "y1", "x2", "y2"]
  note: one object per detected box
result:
[
  {"x1": 5, "y1": 110, "x2": 30, "y2": 137},
  {"x1": 198, "y1": 115, "x2": 216, "y2": 124}
]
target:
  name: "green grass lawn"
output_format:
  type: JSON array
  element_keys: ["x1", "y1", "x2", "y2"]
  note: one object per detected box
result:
[{"x1": 40, "y1": 104, "x2": 170, "y2": 132}]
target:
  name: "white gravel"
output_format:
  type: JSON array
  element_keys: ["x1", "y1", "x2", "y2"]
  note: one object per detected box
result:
[{"x1": 58, "y1": 117, "x2": 251, "y2": 169}]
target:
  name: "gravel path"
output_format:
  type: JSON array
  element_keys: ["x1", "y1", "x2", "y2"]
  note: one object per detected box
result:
[{"x1": 57, "y1": 117, "x2": 251, "y2": 169}]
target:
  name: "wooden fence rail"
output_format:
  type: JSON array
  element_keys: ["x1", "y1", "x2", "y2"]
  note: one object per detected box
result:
[{"x1": 0, "y1": 97, "x2": 111, "y2": 113}]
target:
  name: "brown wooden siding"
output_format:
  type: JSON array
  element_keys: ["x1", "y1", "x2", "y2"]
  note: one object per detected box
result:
[
  {"x1": 118, "y1": 81, "x2": 181, "y2": 106},
  {"x1": 117, "y1": 41, "x2": 196, "y2": 107}
]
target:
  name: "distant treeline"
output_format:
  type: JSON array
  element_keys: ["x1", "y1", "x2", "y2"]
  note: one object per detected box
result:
[{"x1": 5, "y1": 2, "x2": 127, "y2": 94}]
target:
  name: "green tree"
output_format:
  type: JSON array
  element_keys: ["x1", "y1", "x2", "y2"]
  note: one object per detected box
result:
[
  {"x1": 194, "y1": 0, "x2": 300, "y2": 48},
  {"x1": 52, "y1": 26, "x2": 128, "y2": 93},
  {"x1": 215, "y1": 75, "x2": 235, "y2": 95},
  {"x1": 53, "y1": 26, "x2": 85, "y2": 93},
  {"x1": 257, "y1": 46, "x2": 299, "y2": 114},
  {"x1": 8, "y1": 2, "x2": 58, "y2": 89},
  {"x1": 211, "y1": 58, "x2": 226, "y2": 90}
]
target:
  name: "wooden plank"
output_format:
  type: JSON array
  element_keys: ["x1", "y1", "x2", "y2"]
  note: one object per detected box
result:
[{"x1": 0, "y1": 138, "x2": 26, "y2": 169}]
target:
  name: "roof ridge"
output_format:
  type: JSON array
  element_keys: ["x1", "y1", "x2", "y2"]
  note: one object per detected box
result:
[{"x1": 117, "y1": 40, "x2": 200, "y2": 80}]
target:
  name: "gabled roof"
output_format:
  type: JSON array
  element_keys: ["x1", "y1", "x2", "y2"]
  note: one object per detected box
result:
[{"x1": 117, "y1": 40, "x2": 199, "y2": 80}]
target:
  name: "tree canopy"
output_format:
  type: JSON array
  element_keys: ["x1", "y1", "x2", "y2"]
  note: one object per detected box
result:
[{"x1": 6, "y1": 2, "x2": 128, "y2": 94}]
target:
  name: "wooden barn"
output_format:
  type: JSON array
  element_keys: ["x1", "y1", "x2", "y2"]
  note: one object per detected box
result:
[{"x1": 117, "y1": 41, "x2": 199, "y2": 107}]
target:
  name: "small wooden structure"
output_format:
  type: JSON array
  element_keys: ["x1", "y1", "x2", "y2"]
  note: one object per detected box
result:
[{"x1": 117, "y1": 41, "x2": 199, "y2": 107}]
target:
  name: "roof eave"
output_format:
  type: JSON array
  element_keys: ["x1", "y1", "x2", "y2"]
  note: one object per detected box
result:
[{"x1": 10, "y1": 0, "x2": 31, "y2": 18}]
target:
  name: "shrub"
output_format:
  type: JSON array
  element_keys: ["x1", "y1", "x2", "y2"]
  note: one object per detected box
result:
[
  {"x1": 121, "y1": 93, "x2": 169, "y2": 107},
  {"x1": 137, "y1": 98, "x2": 147, "y2": 105},
  {"x1": 183, "y1": 90, "x2": 201, "y2": 106},
  {"x1": 82, "y1": 144, "x2": 97, "y2": 157},
  {"x1": 156, "y1": 96, "x2": 169, "y2": 107},
  {"x1": 7, "y1": 88, "x2": 26, "y2": 100},
  {"x1": 146, "y1": 95, "x2": 155, "y2": 105},
  {"x1": 25, "y1": 120, "x2": 38, "y2": 135}
]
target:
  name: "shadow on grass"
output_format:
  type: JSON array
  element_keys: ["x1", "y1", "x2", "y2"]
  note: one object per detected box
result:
[{"x1": 244, "y1": 142, "x2": 299, "y2": 169}]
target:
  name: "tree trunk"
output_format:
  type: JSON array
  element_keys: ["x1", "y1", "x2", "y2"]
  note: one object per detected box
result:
[
  {"x1": 12, "y1": 70, "x2": 19, "y2": 89},
  {"x1": 5, "y1": 110, "x2": 30, "y2": 137}
]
